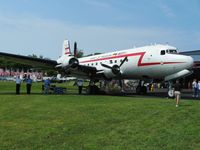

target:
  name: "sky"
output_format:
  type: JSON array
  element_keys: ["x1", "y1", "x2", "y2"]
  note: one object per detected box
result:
[{"x1": 0, "y1": 0, "x2": 200, "y2": 59}]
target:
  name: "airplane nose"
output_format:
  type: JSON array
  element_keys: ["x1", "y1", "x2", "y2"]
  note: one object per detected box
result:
[{"x1": 186, "y1": 56, "x2": 194, "y2": 69}]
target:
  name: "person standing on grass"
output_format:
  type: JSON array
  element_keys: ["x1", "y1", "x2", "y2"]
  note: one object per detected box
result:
[
  {"x1": 197, "y1": 81, "x2": 200, "y2": 97},
  {"x1": 44, "y1": 78, "x2": 51, "y2": 94},
  {"x1": 26, "y1": 75, "x2": 32, "y2": 94},
  {"x1": 16, "y1": 76, "x2": 21, "y2": 94},
  {"x1": 174, "y1": 80, "x2": 182, "y2": 107},
  {"x1": 192, "y1": 79, "x2": 198, "y2": 97},
  {"x1": 77, "y1": 79, "x2": 83, "y2": 94}
]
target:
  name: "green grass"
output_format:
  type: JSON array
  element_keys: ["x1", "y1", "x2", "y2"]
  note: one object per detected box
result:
[
  {"x1": 0, "y1": 81, "x2": 78, "y2": 94},
  {"x1": 0, "y1": 82, "x2": 200, "y2": 150}
]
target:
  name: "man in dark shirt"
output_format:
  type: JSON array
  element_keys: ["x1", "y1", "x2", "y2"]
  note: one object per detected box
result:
[
  {"x1": 16, "y1": 76, "x2": 21, "y2": 94},
  {"x1": 174, "y1": 80, "x2": 182, "y2": 107},
  {"x1": 26, "y1": 75, "x2": 33, "y2": 94}
]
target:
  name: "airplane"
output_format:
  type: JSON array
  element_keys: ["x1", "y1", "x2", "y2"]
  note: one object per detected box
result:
[{"x1": 0, "y1": 39, "x2": 194, "y2": 96}]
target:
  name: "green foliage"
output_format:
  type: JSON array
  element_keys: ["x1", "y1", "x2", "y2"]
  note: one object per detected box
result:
[
  {"x1": 0, "y1": 54, "x2": 50, "y2": 70},
  {"x1": 28, "y1": 54, "x2": 38, "y2": 58},
  {"x1": 77, "y1": 49, "x2": 84, "y2": 58},
  {"x1": 0, "y1": 82, "x2": 199, "y2": 150},
  {"x1": 0, "y1": 57, "x2": 31, "y2": 69}
]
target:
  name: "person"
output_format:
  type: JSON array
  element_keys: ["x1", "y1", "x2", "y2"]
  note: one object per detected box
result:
[
  {"x1": 44, "y1": 78, "x2": 51, "y2": 94},
  {"x1": 26, "y1": 75, "x2": 32, "y2": 94},
  {"x1": 77, "y1": 79, "x2": 83, "y2": 94},
  {"x1": 150, "y1": 83, "x2": 154, "y2": 92},
  {"x1": 192, "y1": 79, "x2": 198, "y2": 97},
  {"x1": 174, "y1": 80, "x2": 182, "y2": 107},
  {"x1": 16, "y1": 76, "x2": 21, "y2": 94},
  {"x1": 197, "y1": 81, "x2": 200, "y2": 97}
]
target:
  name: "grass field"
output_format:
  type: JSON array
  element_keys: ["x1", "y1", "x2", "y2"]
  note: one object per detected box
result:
[
  {"x1": 0, "y1": 81, "x2": 77, "y2": 94},
  {"x1": 0, "y1": 81, "x2": 200, "y2": 150}
]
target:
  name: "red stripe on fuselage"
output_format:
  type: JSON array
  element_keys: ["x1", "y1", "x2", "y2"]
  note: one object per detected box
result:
[
  {"x1": 80, "y1": 52, "x2": 143, "y2": 63},
  {"x1": 65, "y1": 52, "x2": 71, "y2": 55},
  {"x1": 80, "y1": 52, "x2": 185, "y2": 67}
]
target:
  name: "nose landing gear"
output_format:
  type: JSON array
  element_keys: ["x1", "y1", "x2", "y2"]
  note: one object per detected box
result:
[{"x1": 167, "y1": 81, "x2": 175, "y2": 98}]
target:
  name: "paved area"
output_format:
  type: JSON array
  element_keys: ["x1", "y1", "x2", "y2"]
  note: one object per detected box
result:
[{"x1": 142, "y1": 88, "x2": 200, "y2": 100}]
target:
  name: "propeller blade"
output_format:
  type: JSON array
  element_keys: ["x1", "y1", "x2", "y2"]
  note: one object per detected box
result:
[
  {"x1": 101, "y1": 63, "x2": 113, "y2": 69},
  {"x1": 74, "y1": 42, "x2": 77, "y2": 57},
  {"x1": 119, "y1": 57, "x2": 128, "y2": 67}
]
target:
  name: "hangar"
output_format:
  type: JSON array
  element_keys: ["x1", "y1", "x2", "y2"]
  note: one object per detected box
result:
[{"x1": 177, "y1": 50, "x2": 200, "y2": 88}]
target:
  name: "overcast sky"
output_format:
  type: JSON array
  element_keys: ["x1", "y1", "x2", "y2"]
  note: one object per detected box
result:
[{"x1": 0, "y1": 0, "x2": 200, "y2": 59}]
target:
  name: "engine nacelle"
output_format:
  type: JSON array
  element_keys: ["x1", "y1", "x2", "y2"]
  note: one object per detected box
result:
[
  {"x1": 103, "y1": 68, "x2": 118, "y2": 79},
  {"x1": 69, "y1": 57, "x2": 79, "y2": 68},
  {"x1": 56, "y1": 55, "x2": 79, "y2": 69}
]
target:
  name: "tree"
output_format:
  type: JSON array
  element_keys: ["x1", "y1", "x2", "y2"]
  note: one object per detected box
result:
[
  {"x1": 39, "y1": 55, "x2": 44, "y2": 59},
  {"x1": 77, "y1": 49, "x2": 84, "y2": 58},
  {"x1": 28, "y1": 54, "x2": 38, "y2": 58}
]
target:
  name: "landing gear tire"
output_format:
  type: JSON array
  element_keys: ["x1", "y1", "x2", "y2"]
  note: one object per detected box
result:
[{"x1": 168, "y1": 89, "x2": 174, "y2": 98}]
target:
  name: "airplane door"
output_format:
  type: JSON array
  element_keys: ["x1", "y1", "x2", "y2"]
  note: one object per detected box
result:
[{"x1": 160, "y1": 50, "x2": 166, "y2": 66}]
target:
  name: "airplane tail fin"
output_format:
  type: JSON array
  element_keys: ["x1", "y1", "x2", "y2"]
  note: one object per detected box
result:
[{"x1": 62, "y1": 40, "x2": 71, "y2": 56}]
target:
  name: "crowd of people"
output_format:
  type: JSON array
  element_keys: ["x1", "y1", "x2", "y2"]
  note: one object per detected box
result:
[
  {"x1": 15, "y1": 75, "x2": 52, "y2": 95},
  {"x1": 0, "y1": 68, "x2": 43, "y2": 82}
]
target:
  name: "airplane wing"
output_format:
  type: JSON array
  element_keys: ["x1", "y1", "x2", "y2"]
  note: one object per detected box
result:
[
  {"x1": 0, "y1": 52, "x2": 57, "y2": 70},
  {"x1": 66, "y1": 65, "x2": 99, "y2": 78},
  {"x1": 0, "y1": 52, "x2": 100, "y2": 78}
]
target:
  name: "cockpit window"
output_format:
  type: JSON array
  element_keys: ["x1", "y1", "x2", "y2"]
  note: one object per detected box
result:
[
  {"x1": 169, "y1": 49, "x2": 177, "y2": 53},
  {"x1": 166, "y1": 49, "x2": 177, "y2": 54},
  {"x1": 161, "y1": 50, "x2": 165, "y2": 55}
]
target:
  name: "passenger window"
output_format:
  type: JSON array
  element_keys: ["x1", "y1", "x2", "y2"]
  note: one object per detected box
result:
[
  {"x1": 161, "y1": 50, "x2": 165, "y2": 55},
  {"x1": 115, "y1": 60, "x2": 117, "y2": 63},
  {"x1": 110, "y1": 60, "x2": 113, "y2": 64}
]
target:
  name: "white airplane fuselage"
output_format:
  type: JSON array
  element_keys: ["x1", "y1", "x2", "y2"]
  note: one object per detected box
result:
[
  {"x1": 74, "y1": 44, "x2": 193, "y2": 80},
  {"x1": 0, "y1": 40, "x2": 193, "y2": 84}
]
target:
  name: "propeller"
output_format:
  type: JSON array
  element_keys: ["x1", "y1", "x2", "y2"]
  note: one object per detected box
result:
[
  {"x1": 67, "y1": 42, "x2": 79, "y2": 68},
  {"x1": 74, "y1": 42, "x2": 77, "y2": 58},
  {"x1": 101, "y1": 57, "x2": 128, "y2": 75}
]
